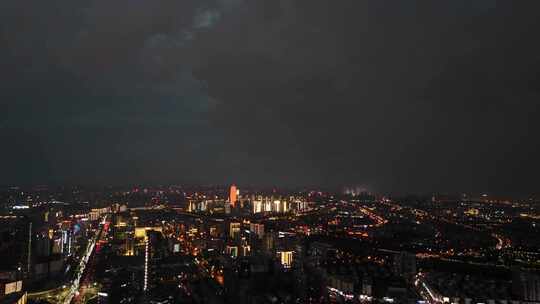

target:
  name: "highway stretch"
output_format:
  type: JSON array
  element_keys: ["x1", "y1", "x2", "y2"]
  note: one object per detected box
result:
[{"x1": 63, "y1": 215, "x2": 108, "y2": 304}]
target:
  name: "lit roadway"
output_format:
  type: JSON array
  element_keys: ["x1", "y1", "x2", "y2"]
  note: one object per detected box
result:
[
  {"x1": 356, "y1": 204, "x2": 388, "y2": 227},
  {"x1": 414, "y1": 273, "x2": 443, "y2": 304},
  {"x1": 74, "y1": 218, "x2": 110, "y2": 304},
  {"x1": 63, "y1": 215, "x2": 108, "y2": 304}
]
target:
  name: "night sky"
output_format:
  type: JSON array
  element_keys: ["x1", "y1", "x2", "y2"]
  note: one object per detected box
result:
[{"x1": 1, "y1": 0, "x2": 539, "y2": 194}]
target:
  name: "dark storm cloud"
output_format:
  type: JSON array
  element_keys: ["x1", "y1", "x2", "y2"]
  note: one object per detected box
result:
[
  {"x1": 1, "y1": 0, "x2": 226, "y2": 184},
  {"x1": 1, "y1": 0, "x2": 539, "y2": 194},
  {"x1": 191, "y1": 0, "x2": 540, "y2": 193}
]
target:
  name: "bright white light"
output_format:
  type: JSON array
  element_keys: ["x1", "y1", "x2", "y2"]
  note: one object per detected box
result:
[{"x1": 144, "y1": 238, "x2": 149, "y2": 292}]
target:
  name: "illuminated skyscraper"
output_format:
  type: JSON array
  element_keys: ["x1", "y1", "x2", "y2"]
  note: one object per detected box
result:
[
  {"x1": 229, "y1": 184, "x2": 238, "y2": 207},
  {"x1": 229, "y1": 222, "x2": 241, "y2": 239},
  {"x1": 252, "y1": 199, "x2": 263, "y2": 213},
  {"x1": 144, "y1": 238, "x2": 149, "y2": 292},
  {"x1": 279, "y1": 251, "x2": 294, "y2": 268},
  {"x1": 273, "y1": 199, "x2": 281, "y2": 212}
]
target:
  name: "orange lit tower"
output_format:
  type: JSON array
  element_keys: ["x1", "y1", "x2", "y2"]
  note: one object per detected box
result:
[{"x1": 230, "y1": 184, "x2": 238, "y2": 207}]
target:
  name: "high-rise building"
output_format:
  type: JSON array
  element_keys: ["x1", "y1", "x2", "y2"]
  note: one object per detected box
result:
[
  {"x1": 273, "y1": 200, "x2": 281, "y2": 213},
  {"x1": 142, "y1": 230, "x2": 165, "y2": 292},
  {"x1": 61, "y1": 230, "x2": 72, "y2": 255},
  {"x1": 143, "y1": 238, "x2": 149, "y2": 292},
  {"x1": 278, "y1": 251, "x2": 294, "y2": 268},
  {"x1": 251, "y1": 195, "x2": 298, "y2": 214},
  {"x1": 252, "y1": 199, "x2": 263, "y2": 213},
  {"x1": 229, "y1": 222, "x2": 241, "y2": 239},
  {"x1": 264, "y1": 198, "x2": 272, "y2": 212},
  {"x1": 226, "y1": 245, "x2": 238, "y2": 258},
  {"x1": 229, "y1": 184, "x2": 238, "y2": 207},
  {"x1": 240, "y1": 245, "x2": 251, "y2": 257},
  {"x1": 263, "y1": 233, "x2": 276, "y2": 254},
  {"x1": 249, "y1": 223, "x2": 265, "y2": 239}
]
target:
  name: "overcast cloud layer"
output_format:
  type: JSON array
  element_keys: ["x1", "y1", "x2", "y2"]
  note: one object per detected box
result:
[{"x1": 1, "y1": 0, "x2": 539, "y2": 194}]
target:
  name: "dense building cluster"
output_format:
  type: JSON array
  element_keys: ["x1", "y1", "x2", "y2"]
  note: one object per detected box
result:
[{"x1": 0, "y1": 185, "x2": 539, "y2": 304}]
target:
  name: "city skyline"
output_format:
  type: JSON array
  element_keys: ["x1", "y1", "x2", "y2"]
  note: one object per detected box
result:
[
  {"x1": 1, "y1": 184, "x2": 539, "y2": 304},
  {"x1": 0, "y1": 183, "x2": 537, "y2": 201}
]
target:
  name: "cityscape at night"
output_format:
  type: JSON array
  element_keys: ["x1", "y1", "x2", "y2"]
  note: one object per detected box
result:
[
  {"x1": 2, "y1": 1, "x2": 540, "y2": 304},
  {"x1": 0, "y1": 186, "x2": 539, "y2": 304}
]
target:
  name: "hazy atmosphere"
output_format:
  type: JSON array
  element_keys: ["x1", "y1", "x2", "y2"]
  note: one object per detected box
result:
[{"x1": 2, "y1": 0, "x2": 539, "y2": 194}]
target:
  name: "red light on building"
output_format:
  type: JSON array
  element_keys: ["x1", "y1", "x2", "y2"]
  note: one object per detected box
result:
[{"x1": 230, "y1": 184, "x2": 237, "y2": 207}]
